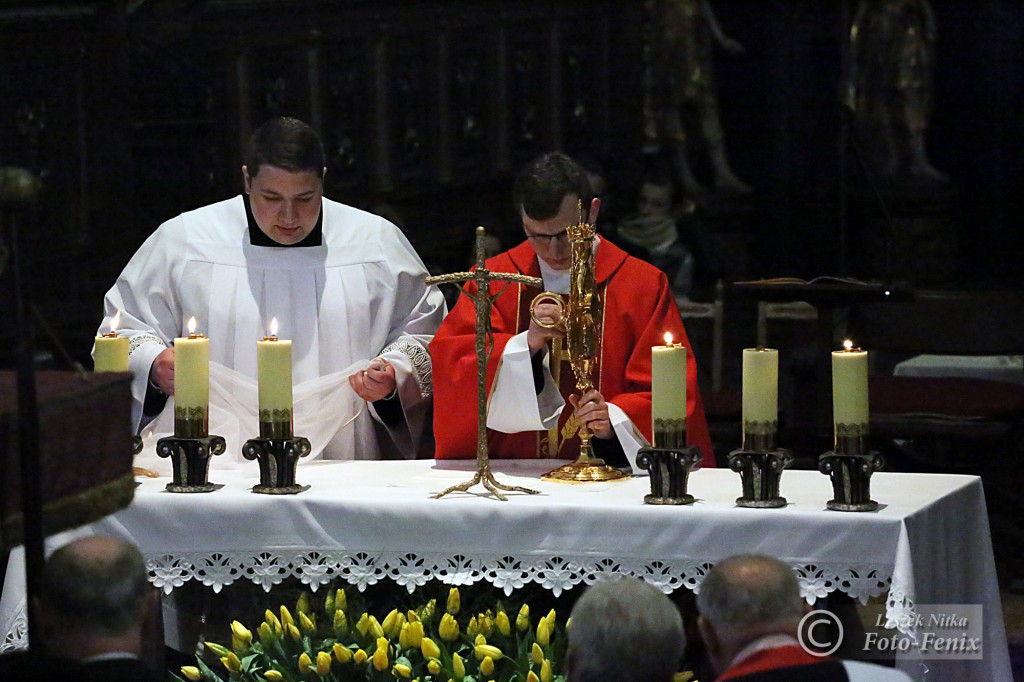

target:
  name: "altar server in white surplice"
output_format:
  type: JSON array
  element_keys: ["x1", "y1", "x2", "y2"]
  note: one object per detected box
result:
[{"x1": 96, "y1": 117, "x2": 445, "y2": 464}]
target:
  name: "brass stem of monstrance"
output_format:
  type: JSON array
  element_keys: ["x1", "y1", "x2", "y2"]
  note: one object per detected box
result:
[
  {"x1": 533, "y1": 205, "x2": 627, "y2": 483},
  {"x1": 425, "y1": 227, "x2": 541, "y2": 500}
]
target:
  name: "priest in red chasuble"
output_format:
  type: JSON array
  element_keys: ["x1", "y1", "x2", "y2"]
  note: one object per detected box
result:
[{"x1": 431, "y1": 152, "x2": 714, "y2": 470}]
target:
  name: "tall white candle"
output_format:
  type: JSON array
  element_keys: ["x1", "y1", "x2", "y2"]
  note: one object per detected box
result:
[
  {"x1": 742, "y1": 348, "x2": 779, "y2": 427},
  {"x1": 94, "y1": 310, "x2": 129, "y2": 373},
  {"x1": 652, "y1": 332, "x2": 687, "y2": 424},
  {"x1": 832, "y1": 340, "x2": 869, "y2": 430},
  {"x1": 257, "y1": 318, "x2": 294, "y2": 431},
  {"x1": 174, "y1": 316, "x2": 209, "y2": 437}
]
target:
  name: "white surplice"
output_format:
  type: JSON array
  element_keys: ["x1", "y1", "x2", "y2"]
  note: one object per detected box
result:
[{"x1": 98, "y1": 195, "x2": 445, "y2": 466}]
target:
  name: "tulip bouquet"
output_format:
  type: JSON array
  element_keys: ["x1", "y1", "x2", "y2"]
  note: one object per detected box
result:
[{"x1": 171, "y1": 585, "x2": 569, "y2": 682}]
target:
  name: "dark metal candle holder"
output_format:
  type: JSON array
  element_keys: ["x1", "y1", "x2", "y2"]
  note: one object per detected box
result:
[
  {"x1": 728, "y1": 427, "x2": 793, "y2": 508},
  {"x1": 636, "y1": 445, "x2": 702, "y2": 505},
  {"x1": 242, "y1": 427, "x2": 312, "y2": 494},
  {"x1": 156, "y1": 434, "x2": 226, "y2": 492},
  {"x1": 819, "y1": 433, "x2": 883, "y2": 511}
]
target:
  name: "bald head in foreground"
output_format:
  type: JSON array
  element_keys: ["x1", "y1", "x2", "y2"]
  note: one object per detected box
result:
[
  {"x1": 697, "y1": 554, "x2": 912, "y2": 681},
  {"x1": 565, "y1": 577, "x2": 686, "y2": 682}
]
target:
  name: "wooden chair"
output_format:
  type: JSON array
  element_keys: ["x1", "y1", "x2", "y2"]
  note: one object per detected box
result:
[{"x1": 848, "y1": 289, "x2": 1024, "y2": 472}]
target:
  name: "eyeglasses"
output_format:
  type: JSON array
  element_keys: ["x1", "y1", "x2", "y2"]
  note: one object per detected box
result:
[{"x1": 525, "y1": 228, "x2": 569, "y2": 245}]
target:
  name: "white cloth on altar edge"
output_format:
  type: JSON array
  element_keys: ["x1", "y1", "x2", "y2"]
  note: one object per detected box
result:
[
  {"x1": 487, "y1": 330, "x2": 650, "y2": 473},
  {"x1": 134, "y1": 360, "x2": 397, "y2": 474}
]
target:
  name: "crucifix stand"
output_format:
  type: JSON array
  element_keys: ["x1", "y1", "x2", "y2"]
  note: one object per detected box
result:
[{"x1": 425, "y1": 227, "x2": 542, "y2": 500}]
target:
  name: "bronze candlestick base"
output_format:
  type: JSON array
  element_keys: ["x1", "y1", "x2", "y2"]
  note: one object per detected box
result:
[
  {"x1": 242, "y1": 435, "x2": 312, "y2": 494},
  {"x1": 156, "y1": 434, "x2": 226, "y2": 492},
  {"x1": 819, "y1": 451, "x2": 884, "y2": 512},
  {"x1": 728, "y1": 448, "x2": 793, "y2": 508},
  {"x1": 636, "y1": 445, "x2": 702, "y2": 504}
]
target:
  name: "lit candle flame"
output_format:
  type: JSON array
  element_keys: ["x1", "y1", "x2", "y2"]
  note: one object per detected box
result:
[
  {"x1": 269, "y1": 317, "x2": 278, "y2": 338},
  {"x1": 843, "y1": 339, "x2": 854, "y2": 351},
  {"x1": 664, "y1": 332, "x2": 673, "y2": 346},
  {"x1": 188, "y1": 316, "x2": 197, "y2": 335},
  {"x1": 110, "y1": 310, "x2": 121, "y2": 333}
]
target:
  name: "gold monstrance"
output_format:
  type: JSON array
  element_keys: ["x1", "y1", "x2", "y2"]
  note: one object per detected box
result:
[
  {"x1": 532, "y1": 206, "x2": 627, "y2": 483},
  {"x1": 425, "y1": 227, "x2": 542, "y2": 500}
]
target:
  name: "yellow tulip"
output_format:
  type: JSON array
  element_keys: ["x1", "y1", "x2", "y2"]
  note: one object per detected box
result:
[
  {"x1": 296, "y1": 592, "x2": 310, "y2": 615},
  {"x1": 335, "y1": 588, "x2": 347, "y2": 612},
  {"x1": 180, "y1": 666, "x2": 201, "y2": 682},
  {"x1": 232, "y1": 634, "x2": 250, "y2": 654},
  {"x1": 495, "y1": 611, "x2": 511, "y2": 636},
  {"x1": 368, "y1": 615, "x2": 385, "y2": 639},
  {"x1": 421, "y1": 636, "x2": 441, "y2": 659},
  {"x1": 231, "y1": 620, "x2": 253, "y2": 645},
  {"x1": 467, "y1": 616, "x2": 479, "y2": 638},
  {"x1": 673, "y1": 673, "x2": 695, "y2": 682},
  {"x1": 474, "y1": 643, "x2": 503, "y2": 661},
  {"x1": 333, "y1": 608, "x2": 348, "y2": 637},
  {"x1": 323, "y1": 590, "x2": 335, "y2": 616},
  {"x1": 447, "y1": 587, "x2": 461, "y2": 615},
  {"x1": 527, "y1": 672, "x2": 540, "y2": 682},
  {"x1": 394, "y1": 663, "x2": 413, "y2": 678},
  {"x1": 299, "y1": 611, "x2": 316, "y2": 635},
  {"x1": 536, "y1": 618, "x2": 550, "y2": 647},
  {"x1": 316, "y1": 651, "x2": 331, "y2": 676},
  {"x1": 439, "y1": 612, "x2": 460, "y2": 642},
  {"x1": 258, "y1": 622, "x2": 276, "y2": 648},
  {"x1": 353, "y1": 649, "x2": 368, "y2": 665},
  {"x1": 382, "y1": 608, "x2": 400, "y2": 637},
  {"x1": 407, "y1": 609, "x2": 420, "y2": 623},
  {"x1": 566, "y1": 616, "x2": 572, "y2": 630},
  {"x1": 531, "y1": 642, "x2": 544, "y2": 665},
  {"x1": 480, "y1": 656, "x2": 495, "y2": 676},
  {"x1": 298, "y1": 652, "x2": 313, "y2": 675},
  {"x1": 479, "y1": 614, "x2": 493, "y2": 638},
  {"x1": 205, "y1": 641, "x2": 231, "y2": 658},
  {"x1": 264, "y1": 671, "x2": 283, "y2": 682},
  {"x1": 453, "y1": 652, "x2": 466, "y2": 681},
  {"x1": 333, "y1": 643, "x2": 353, "y2": 663},
  {"x1": 427, "y1": 659, "x2": 441, "y2": 675},
  {"x1": 541, "y1": 659, "x2": 553, "y2": 682},
  {"x1": 474, "y1": 634, "x2": 486, "y2": 646},
  {"x1": 516, "y1": 604, "x2": 530, "y2": 632},
  {"x1": 545, "y1": 609, "x2": 556, "y2": 624},
  {"x1": 280, "y1": 605, "x2": 295, "y2": 630},
  {"x1": 221, "y1": 651, "x2": 242, "y2": 673},
  {"x1": 372, "y1": 645, "x2": 389, "y2": 671},
  {"x1": 265, "y1": 609, "x2": 282, "y2": 636},
  {"x1": 356, "y1": 612, "x2": 370, "y2": 636},
  {"x1": 287, "y1": 623, "x2": 302, "y2": 642},
  {"x1": 421, "y1": 598, "x2": 436, "y2": 619},
  {"x1": 400, "y1": 620, "x2": 424, "y2": 649}
]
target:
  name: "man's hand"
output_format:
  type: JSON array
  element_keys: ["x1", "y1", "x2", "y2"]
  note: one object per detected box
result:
[
  {"x1": 349, "y1": 357, "x2": 397, "y2": 402},
  {"x1": 569, "y1": 388, "x2": 613, "y2": 439},
  {"x1": 149, "y1": 347, "x2": 175, "y2": 395},
  {"x1": 527, "y1": 301, "x2": 565, "y2": 354}
]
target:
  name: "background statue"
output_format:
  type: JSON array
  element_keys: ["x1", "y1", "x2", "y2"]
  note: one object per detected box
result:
[
  {"x1": 645, "y1": 0, "x2": 751, "y2": 197},
  {"x1": 847, "y1": 0, "x2": 949, "y2": 183}
]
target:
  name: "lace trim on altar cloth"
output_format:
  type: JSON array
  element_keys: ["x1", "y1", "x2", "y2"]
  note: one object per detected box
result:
[
  {"x1": 381, "y1": 340, "x2": 432, "y2": 398},
  {"x1": 129, "y1": 333, "x2": 165, "y2": 356},
  {"x1": 1, "y1": 553, "x2": 896, "y2": 653}
]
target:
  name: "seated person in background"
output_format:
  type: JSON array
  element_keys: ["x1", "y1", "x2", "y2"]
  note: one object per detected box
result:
[
  {"x1": 616, "y1": 171, "x2": 723, "y2": 301},
  {"x1": 0, "y1": 536, "x2": 163, "y2": 682},
  {"x1": 697, "y1": 554, "x2": 913, "y2": 681},
  {"x1": 97, "y1": 116, "x2": 444, "y2": 461},
  {"x1": 431, "y1": 151, "x2": 714, "y2": 469},
  {"x1": 565, "y1": 577, "x2": 687, "y2": 682}
]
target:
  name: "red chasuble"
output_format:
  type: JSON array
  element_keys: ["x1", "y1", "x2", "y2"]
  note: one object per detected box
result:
[{"x1": 430, "y1": 237, "x2": 714, "y2": 467}]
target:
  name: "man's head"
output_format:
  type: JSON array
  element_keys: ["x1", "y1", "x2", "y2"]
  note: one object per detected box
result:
[
  {"x1": 565, "y1": 577, "x2": 685, "y2": 682},
  {"x1": 37, "y1": 536, "x2": 153, "y2": 657},
  {"x1": 242, "y1": 117, "x2": 327, "y2": 245},
  {"x1": 637, "y1": 175, "x2": 674, "y2": 219},
  {"x1": 513, "y1": 151, "x2": 599, "y2": 271},
  {"x1": 697, "y1": 554, "x2": 806, "y2": 674}
]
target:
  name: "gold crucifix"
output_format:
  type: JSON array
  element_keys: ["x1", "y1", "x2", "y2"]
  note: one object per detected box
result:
[{"x1": 425, "y1": 226, "x2": 543, "y2": 500}]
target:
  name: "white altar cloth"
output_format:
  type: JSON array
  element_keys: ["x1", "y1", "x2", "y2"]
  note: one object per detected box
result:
[{"x1": 1, "y1": 460, "x2": 1011, "y2": 681}]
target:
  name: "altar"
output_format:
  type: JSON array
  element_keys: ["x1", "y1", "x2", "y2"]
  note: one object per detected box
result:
[{"x1": 0, "y1": 459, "x2": 1011, "y2": 681}]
